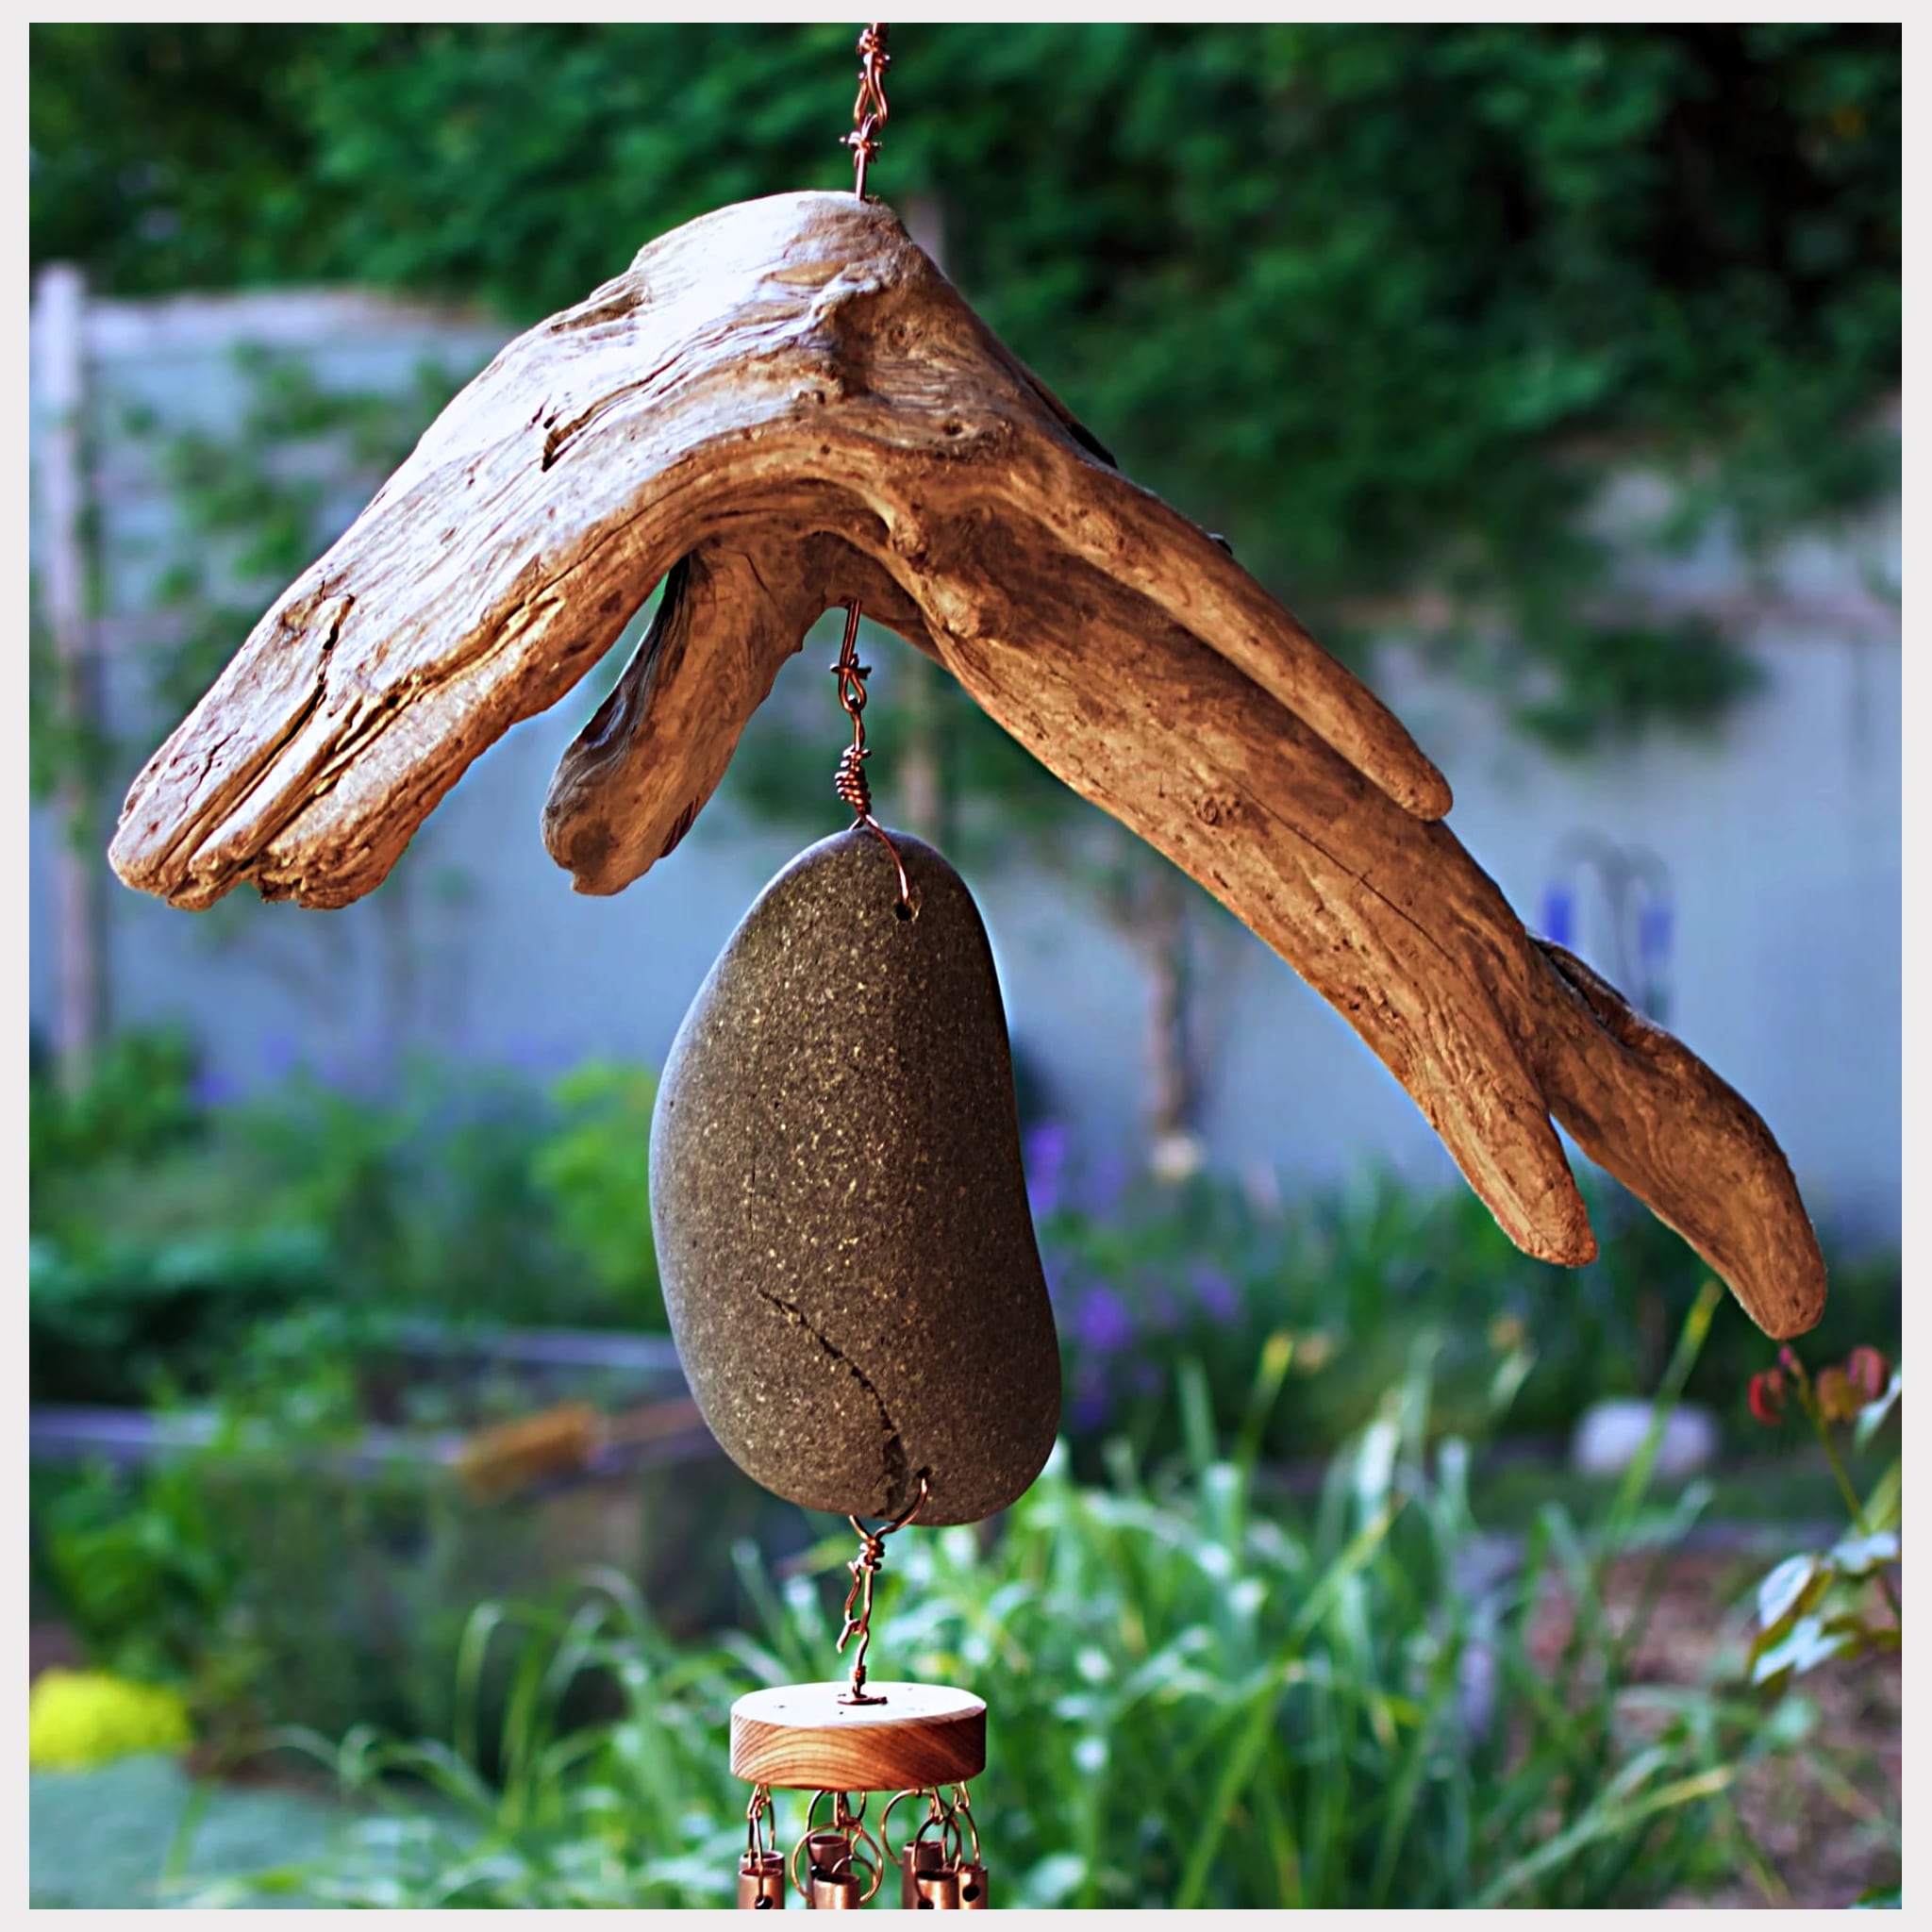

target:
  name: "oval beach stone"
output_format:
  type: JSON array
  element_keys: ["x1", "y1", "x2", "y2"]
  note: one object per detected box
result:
[{"x1": 651, "y1": 827, "x2": 1061, "y2": 1525}]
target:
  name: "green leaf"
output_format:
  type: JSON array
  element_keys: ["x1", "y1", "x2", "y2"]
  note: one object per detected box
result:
[
  {"x1": 1756, "y1": 1553, "x2": 1825, "y2": 1633},
  {"x1": 1750, "y1": 1615, "x2": 1853, "y2": 1685},
  {"x1": 1855, "y1": 1370, "x2": 1903, "y2": 1449},
  {"x1": 1863, "y1": 1458, "x2": 1902, "y2": 1534},
  {"x1": 1828, "y1": 1530, "x2": 1899, "y2": 1577}
]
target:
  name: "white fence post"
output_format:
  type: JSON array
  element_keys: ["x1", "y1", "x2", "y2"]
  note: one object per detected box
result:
[{"x1": 34, "y1": 262, "x2": 106, "y2": 1094}]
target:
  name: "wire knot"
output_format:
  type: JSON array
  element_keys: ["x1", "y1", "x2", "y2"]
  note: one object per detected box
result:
[
  {"x1": 834, "y1": 1472, "x2": 929, "y2": 1705},
  {"x1": 844, "y1": 23, "x2": 891, "y2": 198},
  {"x1": 829, "y1": 600, "x2": 915, "y2": 915}
]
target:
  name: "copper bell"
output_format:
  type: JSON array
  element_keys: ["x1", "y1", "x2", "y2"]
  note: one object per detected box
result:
[
  {"x1": 807, "y1": 1831, "x2": 863, "y2": 1909},
  {"x1": 736, "y1": 1851, "x2": 786, "y2": 1909},
  {"x1": 901, "y1": 1839, "x2": 944, "y2": 1908},
  {"x1": 953, "y1": 1860, "x2": 991, "y2": 1909},
  {"x1": 911, "y1": 1863, "x2": 961, "y2": 1908}
]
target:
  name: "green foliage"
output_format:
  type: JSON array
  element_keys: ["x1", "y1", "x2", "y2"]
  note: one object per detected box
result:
[
  {"x1": 34, "y1": 1449, "x2": 475, "y2": 1760},
  {"x1": 27, "y1": 604, "x2": 121, "y2": 812},
  {"x1": 30, "y1": 1025, "x2": 202, "y2": 1175},
  {"x1": 126, "y1": 346, "x2": 458, "y2": 735},
  {"x1": 1037, "y1": 1161, "x2": 1902, "y2": 1468},
  {"x1": 37, "y1": 1457, "x2": 243, "y2": 1696},
  {"x1": 530, "y1": 1063, "x2": 664, "y2": 1325},
  {"x1": 1746, "y1": 1354, "x2": 1900, "y2": 1690},
  {"x1": 29, "y1": 23, "x2": 1901, "y2": 747},
  {"x1": 228, "y1": 1064, "x2": 576, "y2": 1333},
  {"x1": 28, "y1": 1041, "x2": 675, "y2": 1406},
  {"x1": 31, "y1": 1030, "x2": 1899, "y2": 1448},
  {"x1": 31, "y1": 1299, "x2": 793, "y2": 1764},
  {"x1": 192, "y1": 1320, "x2": 1817, "y2": 1908},
  {"x1": 28, "y1": 1029, "x2": 332, "y2": 1403}
]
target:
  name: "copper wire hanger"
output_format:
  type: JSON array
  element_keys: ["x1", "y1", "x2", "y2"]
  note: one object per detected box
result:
[
  {"x1": 830, "y1": 601, "x2": 915, "y2": 916},
  {"x1": 835, "y1": 1470, "x2": 931, "y2": 1704},
  {"x1": 830, "y1": 25, "x2": 915, "y2": 920}
]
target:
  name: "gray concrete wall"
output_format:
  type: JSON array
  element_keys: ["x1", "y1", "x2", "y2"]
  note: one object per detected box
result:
[{"x1": 30, "y1": 285, "x2": 1901, "y2": 1247}]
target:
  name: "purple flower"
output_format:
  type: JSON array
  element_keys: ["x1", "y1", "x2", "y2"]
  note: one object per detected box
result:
[
  {"x1": 1639, "y1": 899, "x2": 1673, "y2": 969},
  {"x1": 1024, "y1": 1121, "x2": 1070, "y2": 1218},
  {"x1": 1072, "y1": 1284, "x2": 1135, "y2": 1355},
  {"x1": 1540, "y1": 885, "x2": 1574, "y2": 950},
  {"x1": 1191, "y1": 1266, "x2": 1239, "y2": 1323},
  {"x1": 191, "y1": 1065, "x2": 241, "y2": 1109},
  {"x1": 313, "y1": 1053, "x2": 358, "y2": 1091},
  {"x1": 1071, "y1": 1366, "x2": 1111, "y2": 1433}
]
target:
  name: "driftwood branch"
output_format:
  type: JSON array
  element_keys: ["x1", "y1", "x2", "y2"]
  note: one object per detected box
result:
[{"x1": 108, "y1": 191, "x2": 1825, "y2": 1339}]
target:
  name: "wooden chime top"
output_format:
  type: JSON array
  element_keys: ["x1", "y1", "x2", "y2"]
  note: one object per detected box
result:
[{"x1": 730, "y1": 1681, "x2": 986, "y2": 1793}]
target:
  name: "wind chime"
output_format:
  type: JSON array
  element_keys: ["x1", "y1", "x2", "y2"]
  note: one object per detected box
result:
[
  {"x1": 108, "y1": 11, "x2": 1835, "y2": 1911},
  {"x1": 647, "y1": 25, "x2": 1051, "y2": 1907}
]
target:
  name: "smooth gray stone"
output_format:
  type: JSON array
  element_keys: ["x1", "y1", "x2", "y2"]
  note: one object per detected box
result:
[
  {"x1": 651, "y1": 826, "x2": 1061, "y2": 1526},
  {"x1": 1570, "y1": 1398, "x2": 1720, "y2": 1480}
]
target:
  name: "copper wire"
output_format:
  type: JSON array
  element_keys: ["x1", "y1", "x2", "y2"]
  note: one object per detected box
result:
[
  {"x1": 830, "y1": 600, "x2": 915, "y2": 914},
  {"x1": 791, "y1": 1791, "x2": 885, "y2": 1905},
  {"x1": 843, "y1": 24, "x2": 891, "y2": 199},
  {"x1": 745, "y1": 1783, "x2": 774, "y2": 1859},
  {"x1": 880, "y1": 1786, "x2": 966, "y2": 1872},
  {"x1": 835, "y1": 1470, "x2": 931, "y2": 1704}
]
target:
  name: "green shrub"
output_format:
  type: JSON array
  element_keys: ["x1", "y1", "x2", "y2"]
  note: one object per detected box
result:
[
  {"x1": 29, "y1": 1026, "x2": 204, "y2": 1180},
  {"x1": 31, "y1": 1302, "x2": 794, "y2": 1760},
  {"x1": 192, "y1": 1293, "x2": 1824, "y2": 1909},
  {"x1": 226, "y1": 1063, "x2": 581, "y2": 1331},
  {"x1": 530, "y1": 1062, "x2": 665, "y2": 1327},
  {"x1": 1040, "y1": 1161, "x2": 1902, "y2": 1467},
  {"x1": 28, "y1": 1042, "x2": 681, "y2": 1404}
]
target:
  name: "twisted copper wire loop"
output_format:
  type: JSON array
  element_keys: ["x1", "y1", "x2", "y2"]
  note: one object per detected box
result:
[
  {"x1": 744, "y1": 1784, "x2": 774, "y2": 1859},
  {"x1": 880, "y1": 1785, "x2": 967, "y2": 1871},
  {"x1": 843, "y1": 23, "x2": 891, "y2": 199},
  {"x1": 791, "y1": 1792, "x2": 885, "y2": 1905},
  {"x1": 835, "y1": 1471, "x2": 930, "y2": 1704},
  {"x1": 831, "y1": 600, "x2": 915, "y2": 913}
]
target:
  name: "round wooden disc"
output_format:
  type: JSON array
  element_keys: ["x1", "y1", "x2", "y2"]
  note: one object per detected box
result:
[{"x1": 729, "y1": 1681, "x2": 986, "y2": 1791}]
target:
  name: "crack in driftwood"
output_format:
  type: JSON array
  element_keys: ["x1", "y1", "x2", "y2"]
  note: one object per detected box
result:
[{"x1": 107, "y1": 190, "x2": 1825, "y2": 1339}]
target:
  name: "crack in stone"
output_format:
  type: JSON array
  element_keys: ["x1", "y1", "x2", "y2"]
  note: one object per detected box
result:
[{"x1": 751, "y1": 1283, "x2": 909, "y2": 1512}]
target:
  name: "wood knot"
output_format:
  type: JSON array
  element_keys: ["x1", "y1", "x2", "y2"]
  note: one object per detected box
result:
[{"x1": 1196, "y1": 792, "x2": 1243, "y2": 828}]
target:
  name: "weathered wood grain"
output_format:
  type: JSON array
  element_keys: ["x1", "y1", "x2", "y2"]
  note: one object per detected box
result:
[{"x1": 108, "y1": 189, "x2": 1825, "y2": 1339}]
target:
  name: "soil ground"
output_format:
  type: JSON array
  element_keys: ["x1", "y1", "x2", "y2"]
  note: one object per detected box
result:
[{"x1": 1527, "y1": 1550, "x2": 1902, "y2": 1909}]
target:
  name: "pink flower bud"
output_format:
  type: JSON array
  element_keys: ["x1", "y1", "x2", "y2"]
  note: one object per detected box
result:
[
  {"x1": 1815, "y1": 1365, "x2": 1858, "y2": 1424},
  {"x1": 1845, "y1": 1346, "x2": 1891, "y2": 1404}
]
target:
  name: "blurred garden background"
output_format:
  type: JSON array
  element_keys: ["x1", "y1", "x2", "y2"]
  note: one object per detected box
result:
[{"x1": 27, "y1": 23, "x2": 1901, "y2": 1910}]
